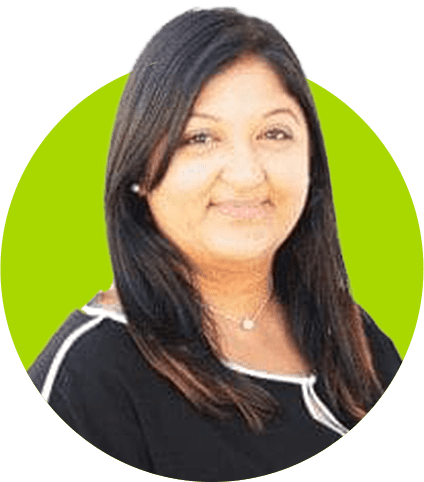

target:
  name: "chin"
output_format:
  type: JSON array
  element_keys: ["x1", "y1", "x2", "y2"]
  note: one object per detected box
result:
[{"x1": 203, "y1": 236, "x2": 278, "y2": 262}]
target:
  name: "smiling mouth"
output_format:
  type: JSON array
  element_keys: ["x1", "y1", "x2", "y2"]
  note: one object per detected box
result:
[{"x1": 210, "y1": 200, "x2": 273, "y2": 219}]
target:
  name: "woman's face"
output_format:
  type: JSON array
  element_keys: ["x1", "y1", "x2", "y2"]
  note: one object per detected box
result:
[{"x1": 147, "y1": 55, "x2": 310, "y2": 267}]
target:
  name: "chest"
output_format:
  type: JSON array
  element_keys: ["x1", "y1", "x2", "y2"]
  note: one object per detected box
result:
[
  {"x1": 135, "y1": 382, "x2": 341, "y2": 480},
  {"x1": 218, "y1": 321, "x2": 311, "y2": 376}
]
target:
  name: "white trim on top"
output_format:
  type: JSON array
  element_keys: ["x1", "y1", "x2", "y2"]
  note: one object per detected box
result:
[
  {"x1": 222, "y1": 360, "x2": 348, "y2": 437},
  {"x1": 68, "y1": 304, "x2": 348, "y2": 437},
  {"x1": 41, "y1": 306, "x2": 127, "y2": 403},
  {"x1": 221, "y1": 360, "x2": 315, "y2": 385},
  {"x1": 40, "y1": 314, "x2": 106, "y2": 402},
  {"x1": 301, "y1": 380, "x2": 349, "y2": 436},
  {"x1": 81, "y1": 304, "x2": 128, "y2": 324}
]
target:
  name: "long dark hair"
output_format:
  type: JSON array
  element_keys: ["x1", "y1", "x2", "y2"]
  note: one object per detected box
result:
[{"x1": 105, "y1": 7, "x2": 383, "y2": 432}]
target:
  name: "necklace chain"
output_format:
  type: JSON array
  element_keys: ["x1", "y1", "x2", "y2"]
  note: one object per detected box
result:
[{"x1": 206, "y1": 292, "x2": 272, "y2": 331}]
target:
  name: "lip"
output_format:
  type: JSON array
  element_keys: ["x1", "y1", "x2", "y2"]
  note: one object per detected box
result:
[{"x1": 210, "y1": 199, "x2": 273, "y2": 219}]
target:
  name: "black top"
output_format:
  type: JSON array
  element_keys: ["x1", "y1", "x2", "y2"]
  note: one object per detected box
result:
[{"x1": 28, "y1": 302, "x2": 401, "y2": 481}]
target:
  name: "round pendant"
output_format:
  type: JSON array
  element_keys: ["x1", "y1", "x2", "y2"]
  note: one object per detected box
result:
[{"x1": 240, "y1": 318, "x2": 255, "y2": 330}]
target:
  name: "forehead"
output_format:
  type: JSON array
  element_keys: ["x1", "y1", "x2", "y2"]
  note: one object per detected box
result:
[{"x1": 191, "y1": 54, "x2": 302, "y2": 119}]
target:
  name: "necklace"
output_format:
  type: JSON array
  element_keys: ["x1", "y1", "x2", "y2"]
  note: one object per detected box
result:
[{"x1": 206, "y1": 293, "x2": 272, "y2": 331}]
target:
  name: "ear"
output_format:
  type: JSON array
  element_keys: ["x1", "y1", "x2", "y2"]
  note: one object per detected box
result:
[{"x1": 131, "y1": 183, "x2": 148, "y2": 197}]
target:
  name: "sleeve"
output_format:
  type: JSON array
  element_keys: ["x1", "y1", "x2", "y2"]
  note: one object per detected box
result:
[
  {"x1": 360, "y1": 307, "x2": 403, "y2": 390},
  {"x1": 48, "y1": 360, "x2": 154, "y2": 473}
]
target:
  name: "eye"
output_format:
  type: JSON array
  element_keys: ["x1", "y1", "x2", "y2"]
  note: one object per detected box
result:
[
  {"x1": 181, "y1": 131, "x2": 215, "y2": 146},
  {"x1": 259, "y1": 127, "x2": 293, "y2": 141}
]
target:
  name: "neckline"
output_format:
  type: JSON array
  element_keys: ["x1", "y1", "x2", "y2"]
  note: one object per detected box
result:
[
  {"x1": 222, "y1": 360, "x2": 316, "y2": 385},
  {"x1": 81, "y1": 303, "x2": 316, "y2": 385}
]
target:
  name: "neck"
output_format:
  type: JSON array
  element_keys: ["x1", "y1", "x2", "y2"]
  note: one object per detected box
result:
[
  {"x1": 195, "y1": 259, "x2": 296, "y2": 370},
  {"x1": 195, "y1": 258, "x2": 275, "y2": 320}
]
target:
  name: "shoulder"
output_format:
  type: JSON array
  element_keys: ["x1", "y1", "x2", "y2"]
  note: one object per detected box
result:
[
  {"x1": 27, "y1": 304, "x2": 148, "y2": 403},
  {"x1": 27, "y1": 302, "x2": 158, "y2": 471},
  {"x1": 359, "y1": 306, "x2": 402, "y2": 389}
]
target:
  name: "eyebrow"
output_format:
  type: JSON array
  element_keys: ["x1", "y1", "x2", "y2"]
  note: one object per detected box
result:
[
  {"x1": 263, "y1": 108, "x2": 299, "y2": 124},
  {"x1": 190, "y1": 112, "x2": 220, "y2": 121},
  {"x1": 190, "y1": 108, "x2": 299, "y2": 124}
]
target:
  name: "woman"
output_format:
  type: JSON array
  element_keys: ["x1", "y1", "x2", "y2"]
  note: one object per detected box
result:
[{"x1": 28, "y1": 8, "x2": 401, "y2": 481}]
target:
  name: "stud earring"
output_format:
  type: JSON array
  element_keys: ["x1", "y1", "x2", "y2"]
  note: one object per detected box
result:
[{"x1": 131, "y1": 183, "x2": 140, "y2": 194}]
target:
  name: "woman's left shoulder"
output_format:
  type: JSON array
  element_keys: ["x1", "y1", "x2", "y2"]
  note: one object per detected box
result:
[{"x1": 359, "y1": 306, "x2": 402, "y2": 389}]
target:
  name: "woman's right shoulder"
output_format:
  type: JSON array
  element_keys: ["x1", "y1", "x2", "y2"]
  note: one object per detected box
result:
[{"x1": 27, "y1": 295, "x2": 148, "y2": 402}]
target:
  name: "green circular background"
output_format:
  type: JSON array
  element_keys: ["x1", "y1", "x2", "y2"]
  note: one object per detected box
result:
[
  {"x1": 0, "y1": 0, "x2": 424, "y2": 482},
  {"x1": 1, "y1": 74, "x2": 422, "y2": 368},
  {"x1": 1, "y1": 75, "x2": 422, "y2": 369}
]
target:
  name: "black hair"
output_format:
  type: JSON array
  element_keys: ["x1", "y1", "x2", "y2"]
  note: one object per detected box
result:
[{"x1": 105, "y1": 8, "x2": 383, "y2": 432}]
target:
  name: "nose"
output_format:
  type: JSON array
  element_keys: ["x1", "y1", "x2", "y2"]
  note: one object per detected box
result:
[{"x1": 219, "y1": 138, "x2": 266, "y2": 188}]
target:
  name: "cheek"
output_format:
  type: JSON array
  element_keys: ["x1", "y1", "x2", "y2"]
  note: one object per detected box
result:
[
  {"x1": 269, "y1": 151, "x2": 309, "y2": 197},
  {"x1": 148, "y1": 160, "x2": 218, "y2": 228},
  {"x1": 163, "y1": 157, "x2": 218, "y2": 198}
]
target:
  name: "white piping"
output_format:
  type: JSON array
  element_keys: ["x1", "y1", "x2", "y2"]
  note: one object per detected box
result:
[
  {"x1": 223, "y1": 360, "x2": 348, "y2": 437},
  {"x1": 40, "y1": 314, "x2": 106, "y2": 402},
  {"x1": 43, "y1": 305, "x2": 348, "y2": 436},
  {"x1": 41, "y1": 307, "x2": 127, "y2": 403},
  {"x1": 81, "y1": 304, "x2": 128, "y2": 324},
  {"x1": 301, "y1": 379, "x2": 348, "y2": 436},
  {"x1": 222, "y1": 360, "x2": 314, "y2": 384}
]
